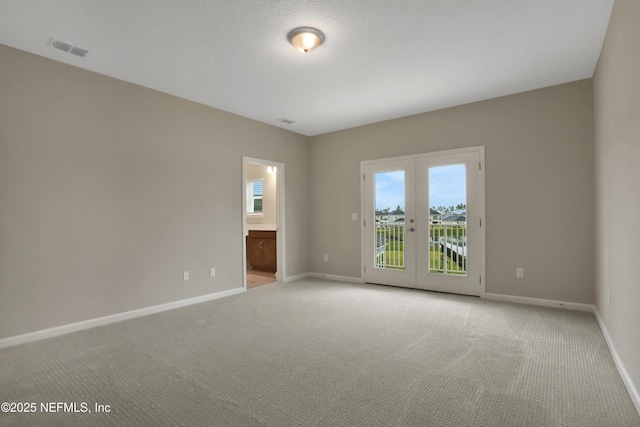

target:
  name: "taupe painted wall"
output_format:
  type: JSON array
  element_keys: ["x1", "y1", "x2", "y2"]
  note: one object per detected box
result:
[
  {"x1": 0, "y1": 41, "x2": 599, "y2": 341},
  {"x1": 309, "y1": 80, "x2": 595, "y2": 304},
  {"x1": 593, "y1": 0, "x2": 640, "y2": 404},
  {"x1": 0, "y1": 44, "x2": 310, "y2": 339}
]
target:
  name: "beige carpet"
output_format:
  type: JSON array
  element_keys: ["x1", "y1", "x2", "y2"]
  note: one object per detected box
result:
[{"x1": 1, "y1": 279, "x2": 639, "y2": 426}]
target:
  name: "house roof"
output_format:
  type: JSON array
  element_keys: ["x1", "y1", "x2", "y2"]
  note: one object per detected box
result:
[{"x1": 443, "y1": 214, "x2": 466, "y2": 222}]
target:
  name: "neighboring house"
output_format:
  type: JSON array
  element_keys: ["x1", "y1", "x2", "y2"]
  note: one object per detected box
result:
[
  {"x1": 375, "y1": 209, "x2": 388, "y2": 223},
  {"x1": 387, "y1": 209, "x2": 405, "y2": 224},
  {"x1": 430, "y1": 208, "x2": 442, "y2": 224},
  {"x1": 378, "y1": 208, "x2": 443, "y2": 225},
  {"x1": 442, "y1": 213, "x2": 466, "y2": 225}
]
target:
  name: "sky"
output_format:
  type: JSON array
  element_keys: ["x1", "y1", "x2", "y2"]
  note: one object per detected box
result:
[{"x1": 375, "y1": 164, "x2": 466, "y2": 211}]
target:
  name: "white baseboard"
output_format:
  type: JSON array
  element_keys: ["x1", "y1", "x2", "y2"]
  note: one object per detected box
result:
[
  {"x1": 483, "y1": 293, "x2": 595, "y2": 312},
  {"x1": 0, "y1": 287, "x2": 245, "y2": 349},
  {"x1": 594, "y1": 309, "x2": 640, "y2": 415},
  {"x1": 283, "y1": 272, "x2": 311, "y2": 283},
  {"x1": 308, "y1": 272, "x2": 365, "y2": 284}
]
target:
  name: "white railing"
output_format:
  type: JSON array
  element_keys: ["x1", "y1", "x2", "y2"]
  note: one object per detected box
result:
[
  {"x1": 375, "y1": 223, "x2": 404, "y2": 269},
  {"x1": 430, "y1": 224, "x2": 466, "y2": 275},
  {"x1": 375, "y1": 222, "x2": 467, "y2": 275}
]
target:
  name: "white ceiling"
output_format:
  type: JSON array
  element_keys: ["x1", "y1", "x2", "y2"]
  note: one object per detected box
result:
[{"x1": 0, "y1": 0, "x2": 614, "y2": 136}]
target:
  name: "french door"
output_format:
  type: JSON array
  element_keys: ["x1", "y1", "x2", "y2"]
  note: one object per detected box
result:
[{"x1": 362, "y1": 147, "x2": 484, "y2": 296}]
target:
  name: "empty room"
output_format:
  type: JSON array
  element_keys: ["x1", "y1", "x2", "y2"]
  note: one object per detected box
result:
[{"x1": 1, "y1": 1, "x2": 639, "y2": 426}]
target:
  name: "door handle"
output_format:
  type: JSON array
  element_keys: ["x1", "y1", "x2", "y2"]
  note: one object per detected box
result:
[{"x1": 408, "y1": 227, "x2": 415, "y2": 232}]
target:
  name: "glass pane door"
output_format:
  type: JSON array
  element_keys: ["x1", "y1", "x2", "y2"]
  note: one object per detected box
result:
[
  {"x1": 363, "y1": 159, "x2": 416, "y2": 289},
  {"x1": 415, "y1": 151, "x2": 481, "y2": 296},
  {"x1": 374, "y1": 170, "x2": 405, "y2": 271},
  {"x1": 363, "y1": 148, "x2": 483, "y2": 296},
  {"x1": 428, "y1": 164, "x2": 467, "y2": 276}
]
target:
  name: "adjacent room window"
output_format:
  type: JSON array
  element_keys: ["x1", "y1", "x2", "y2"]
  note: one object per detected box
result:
[{"x1": 246, "y1": 180, "x2": 263, "y2": 214}]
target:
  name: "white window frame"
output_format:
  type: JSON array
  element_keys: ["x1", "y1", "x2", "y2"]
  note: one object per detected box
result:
[{"x1": 246, "y1": 179, "x2": 264, "y2": 216}]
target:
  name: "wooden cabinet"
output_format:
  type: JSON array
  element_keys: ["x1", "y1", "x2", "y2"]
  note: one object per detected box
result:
[{"x1": 246, "y1": 230, "x2": 277, "y2": 272}]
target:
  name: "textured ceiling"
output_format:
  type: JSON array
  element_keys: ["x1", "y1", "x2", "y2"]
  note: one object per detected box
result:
[{"x1": 0, "y1": 0, "x2": 614, "y2": 136}]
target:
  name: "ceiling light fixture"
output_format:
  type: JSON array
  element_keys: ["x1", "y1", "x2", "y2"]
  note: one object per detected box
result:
[{"x1": 288, "y1": 27, "x2": 325, "y2": 53}]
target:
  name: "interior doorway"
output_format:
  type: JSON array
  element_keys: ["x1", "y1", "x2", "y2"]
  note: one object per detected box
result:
[
  {"x1": 242, "y1": 157, "x2": 284, "y2": 290},
  {"x1": 361, "y1": 147, "x2": 485, "y2": 296}
]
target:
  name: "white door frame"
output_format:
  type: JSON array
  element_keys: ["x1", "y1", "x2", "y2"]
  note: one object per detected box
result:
[
  {"x1": 242, "y1": 156, "x2": 285, "y2": 290},
  {"x1": 360, "y1": 146, "x2": 485, "y2": 296}
]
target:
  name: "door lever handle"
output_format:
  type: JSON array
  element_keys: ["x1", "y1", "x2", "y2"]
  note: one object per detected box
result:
[{"x1": 408, "y1": 227, "x2": 415, "y2": 232}]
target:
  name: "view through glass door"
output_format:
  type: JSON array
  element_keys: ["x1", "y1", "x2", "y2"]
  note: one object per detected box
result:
[{"x1": 362, "y1": 148, "x2": 484, "y2": 296}]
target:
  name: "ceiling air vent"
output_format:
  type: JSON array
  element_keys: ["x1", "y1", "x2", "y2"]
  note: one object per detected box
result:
[
  {"x1": 70, "y1": 46, "x2": 89, "y2": 57},
  {"x1": 50, "y1": 39, "x2": 89, "y2": 57},
  {"x1": 277, "y1": 118, "x2": 295, "y2": 125}
]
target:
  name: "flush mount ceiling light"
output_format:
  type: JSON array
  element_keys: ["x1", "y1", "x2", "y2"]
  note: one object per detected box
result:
[{"x1": 288, "y1": 27, "x2": 325, "y2": 53}]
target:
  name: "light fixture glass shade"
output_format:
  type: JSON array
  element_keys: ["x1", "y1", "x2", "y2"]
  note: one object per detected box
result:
[{"x1": 288, "y1": 27, "x2": 325, "y2": 53}]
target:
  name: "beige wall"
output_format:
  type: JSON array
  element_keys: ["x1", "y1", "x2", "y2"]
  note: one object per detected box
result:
[
  {"x1": 309, "y1": 80, "x2": 595, "y2": 304},
  {"x1": 593, "y1": 0, "x2": 640, "y2": 405},
  {"x1": 0, "y1": 44, "x2": 310, "y2": 339},
  {"x1": 0, "y1": 42, "x2": 601, "y2": 341}
]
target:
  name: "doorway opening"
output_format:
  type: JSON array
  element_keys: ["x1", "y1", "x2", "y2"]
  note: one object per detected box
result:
[
  {"x1": 361, "y1": 147, "x2": 485, "y2": 296},
  {"x1": 242, "y1": 157, "x2": 285, "y2": 290}
]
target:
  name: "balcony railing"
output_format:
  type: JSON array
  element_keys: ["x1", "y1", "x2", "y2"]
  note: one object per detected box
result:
[
  {"x1": 375, "y1": 222, "x2": 467, "y2": 275},
  {"x1": 430, "y1": 223, "x2": 466, "y2": 275},
  {"x1": 375, "y1": 223, "x2": 405, "y2": 269}
]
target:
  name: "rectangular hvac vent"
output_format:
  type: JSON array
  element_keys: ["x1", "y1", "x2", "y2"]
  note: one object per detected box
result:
[
  {"x1": 50, "y1": 39, "x2": 89, "y2": 58},
  {"x1": 51, "y1": 40, "x2": 72, "y2": 52},
  {"x1": 70, "y1": 46, "x2": 89, "y2": 57},
  {"x1": 277, "y1": 118, "x2": 295, "y2": 125}
]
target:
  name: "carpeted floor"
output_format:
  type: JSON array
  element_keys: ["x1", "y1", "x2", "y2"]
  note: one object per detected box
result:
[{"x1": 1, "y1": 279, "x2": 639, "y2": 426}]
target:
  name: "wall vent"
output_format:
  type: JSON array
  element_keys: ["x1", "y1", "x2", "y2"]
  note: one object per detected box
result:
[{"x1": 50, "y1": 39, "x2": 89, "y2": 57}]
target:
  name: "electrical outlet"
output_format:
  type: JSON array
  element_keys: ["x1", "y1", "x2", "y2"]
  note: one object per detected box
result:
[
  {"x1": 210, "y1": 268, "x2": 216, "y2": 277},
  {"x1": 183, "y1": 271, "x2": 189, "y2": 281},
  {"x1": 516, "y1": 268, "x2": 524, "y2": 278},
  {"x1": 324, "y1": 254, "x2": 329, "y2": 262}
]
